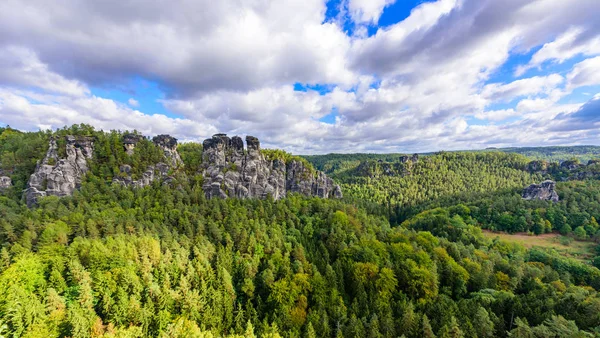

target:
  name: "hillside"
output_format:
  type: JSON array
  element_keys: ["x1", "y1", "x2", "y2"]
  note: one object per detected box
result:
[{"x1": 0, "y1": 125, "x2": 600, "y2": 337}]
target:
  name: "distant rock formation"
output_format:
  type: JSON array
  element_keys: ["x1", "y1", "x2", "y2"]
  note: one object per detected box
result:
[
  {"x1": 522, "y1": 180, "x2": 559, "y2": 202},
  {"x1": 123, "y1": 133, "x2": 143, "y2": 155},
  {"x1": 25, "y1": 136, "x2": 94, "y2": 206},
  {"x1": 0, "y1": 176, "x2": 11, "y2": 191},
  {"x1": 201, "y1": 134, "x2": 342, "y2": 200},
  {"x1": 113, "y1": 134, "x2": 181, "y2": 188},
  {"x1": 153, "y1": 135, "x2": 182, "y2": 167},
  {"x1": 560, "y1": 160, "x2": 581, "y2": 171}
]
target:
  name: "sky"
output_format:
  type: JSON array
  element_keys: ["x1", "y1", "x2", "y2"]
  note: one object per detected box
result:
[{"x1": 0, "y1": 0, "x2": 600, "y2": 154}]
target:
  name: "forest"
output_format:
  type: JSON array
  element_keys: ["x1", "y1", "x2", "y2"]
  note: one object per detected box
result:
[{"x1": 0, "y1": 125, "x2": 600, "y2": 337}]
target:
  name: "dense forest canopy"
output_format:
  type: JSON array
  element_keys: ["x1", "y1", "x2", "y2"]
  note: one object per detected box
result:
[{"x1": 0, "y1": 125, "x2": 600, "y2": 337}]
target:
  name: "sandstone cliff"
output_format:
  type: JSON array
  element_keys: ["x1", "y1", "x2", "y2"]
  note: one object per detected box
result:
[
  {"x1": 522, "y1": 180, "x2": 559, "y2": 202},
  {"x1": 25, "y1": 136, "x2": 94, "y2": 206},
  {"x1": 25, "y1": 132, "x2": 340, "y2": 205},
  {"x1": 201, "y1": 134, "x2": 342, "y2": 200}
]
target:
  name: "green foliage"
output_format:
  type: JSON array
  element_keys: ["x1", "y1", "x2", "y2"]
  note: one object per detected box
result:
[
  {"x1": 308, "y1": 152, "x2": 539, "y2": 224},
  {"x1": 178, "y1": 142, "x2": 203, "y2": 175},
  {"x1": 263, "y1": 149, "x2": 315, "y2": 174},
  {"x1": 0, "y1": 127, "x2": 50, "y2": 199},
  {"x1": 1, "y1": 125, "x2": 600, "y2": 336}
]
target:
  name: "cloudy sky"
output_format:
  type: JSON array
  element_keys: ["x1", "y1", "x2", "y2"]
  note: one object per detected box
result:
[{"x1": 1, "y1": 0, "x2": 599, "y2": 154}]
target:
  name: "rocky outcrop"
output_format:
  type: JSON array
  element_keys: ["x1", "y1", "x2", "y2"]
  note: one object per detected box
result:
[
  {"x1": 522, "y1": 180, "x2": 559, "y2": 202},
  {"x1": 201, "y1": 134, "x2": 342, "y2": 200},
  {"x1": 560, "y1": 160, "x2": 581, "y2": 171},
  {"x1": 123, "y1": 133, "x2": 143, "y2": 155},
  {"x1": 113, "y1": 135, "x2": 181, "y2": 189},
  {"x1": 25, "y1": 136, "x2": 94, "y2": 206},
  {"x1": 0, "y1": 176, "x2": 11, "y2": 191},
  {"x1": 153, "y1": 135, "x2": 182, "y2": 167},
  {"x1": 112, "y1": 163, "x2": 172, "y2": 188}
]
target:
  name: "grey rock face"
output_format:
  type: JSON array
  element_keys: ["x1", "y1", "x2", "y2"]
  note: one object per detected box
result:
[
  {"x1": 522, "y1": 180, "x2": 559, "y2": 202},
  {"x1": 25, "y1": 136, "x2": 94, "y2": 206},
  {"x1": 560, "y1": 160, "x2": 581, "y2": 171},
  {"x1": 123, "y1": 133, "x2": 143, "y2": 155},
  {"x1": 201, "y1": 134, "x2": 342, "y2": 200},
  {"x1": 153, "y1": 135, "x2": 182, "y2": 167},
  {"x1": 0, "y1": 176, "x2": 11, "y2": 191}
]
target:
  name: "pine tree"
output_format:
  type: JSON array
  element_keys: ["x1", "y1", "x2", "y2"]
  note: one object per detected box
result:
[{"x1": 422, "y1": 314, "x2": 436, "y2": 338}]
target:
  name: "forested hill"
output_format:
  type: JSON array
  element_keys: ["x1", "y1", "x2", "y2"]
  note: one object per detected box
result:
[
  {"x1": 305, "y1": 152, "x2": 542, "y2": 218},
  {"x1": 1, "y1": 125, "x2": 600, "y2": 337},
  {"x1": 497, "y1": 145, "x2": 600, "y2": 162}
]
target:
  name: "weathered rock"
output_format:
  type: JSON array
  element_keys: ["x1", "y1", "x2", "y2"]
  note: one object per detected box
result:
[
  {"x1": 201, "y1": 134, "x2": 342, "y2": 200},
  {"x1": 153, "y1": 135, "x2": 182, "y2": 167},
  {"x1": 123, "y1": 133, "x2": 143, "y2": 155},
  {"x1": 112, "y1": 163, "x2": 172, "y2": 189},
  {"x1": 0, "y1": 176, "x2": 11, "y2": 191},
  {"x1": 411, "y1": 153, "x2": 419, "y2": 162},
  {"x1": 25, "y1": 136, "x2": 94, "y2": 206},
  {"x1": 522, "y1": 180, "x2": 559, "y2": 202},
  {"x1": 560, "y1": 160, "x2": 581, "y2": 171},
  {"x1": 113, "y1": 135, "x2": 181, "y2": 189}
]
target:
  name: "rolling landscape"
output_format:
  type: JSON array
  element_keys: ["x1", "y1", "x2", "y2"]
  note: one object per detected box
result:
[
  {"x1": 2, "y1": 0, "x2": 600, "y2": 337},
  {"x1": 1, "y1": 125, "x2": 600, "y2": 337}
]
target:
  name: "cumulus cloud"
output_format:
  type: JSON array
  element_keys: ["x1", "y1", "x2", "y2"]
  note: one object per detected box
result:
[
  {"x1": 128, "y1": 98, "x2": 139, "y2": 107},
  {"x1": 0, "y1": 0, "x2": 355, "y2": 95},
  {"x1": 1, "y1": 0, "x2": 600, "y2": 153},
  {"x1": 566, "y1": 56, "x2": 600, "y2": 90},
  {"x1": 348, "y1": 0, "x2": 396, "y2": 24},
  {"x1": 0, "y1": 88, "x2": 216, "y2": 140}
]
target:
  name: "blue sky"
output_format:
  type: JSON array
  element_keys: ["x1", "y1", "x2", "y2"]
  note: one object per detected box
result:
[{"x1": 0, "y1": 0, "x2": 599, "y2": 154}]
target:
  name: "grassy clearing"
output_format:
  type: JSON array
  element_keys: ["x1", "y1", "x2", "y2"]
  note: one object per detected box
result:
[{"x1": 482, "y1": 230, "x2": 598, "y2": 262}]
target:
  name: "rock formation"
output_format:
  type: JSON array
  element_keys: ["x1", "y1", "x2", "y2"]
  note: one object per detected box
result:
[
  {"x1": 522, "y1": 180, "x2": 559, "y2": 202},
  {"x1": 153, "y1": 135, "x2": 182, "y2": 167},
  {"x1": 0, "y1": 176, "x2": 11, "y2": 191},
  {"x1": 25, "y1": 136, "x2": 94, "y2": 206},
  {"x1": 560, "y1": 160, "x2": 581, "y2": 171},
  {"x1": 123, "y1": 133, "x2": 143, "y2": 155},
  {"x1": 201, "y1": 134, "x2": 342, "y2": 200},
  {"x1": 113, "y1": 134, "x2": 181, "y2": 188}
]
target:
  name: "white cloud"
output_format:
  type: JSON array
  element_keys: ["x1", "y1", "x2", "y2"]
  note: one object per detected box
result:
[
  {"x1": 566, "y1": 56, "x2": 600, "y2": 90},
  {"x1": 348, "y1": 0, "x2": 396, "y2": 24},
  {"x1": 0, "y1": 46, "x2": 88, "y2": 97},
  {"x1": 516, "y1": 26, "x2": 600, "y2": 76},
  {"x1": 0, "y1": 0, "x2": 600, "y2": 153},
  {"x1": 0, "y1": 0, "x2": 355, "y2": 94},
  {"x1": 128, "y1": 98, "x2": 139, "y2": 107},
  {"x1": 0, "y1": 88, "x2": 216, "y2": 140},
  {"x1": 482, "y1": 74, "x2": 564, "y2": 103}
]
